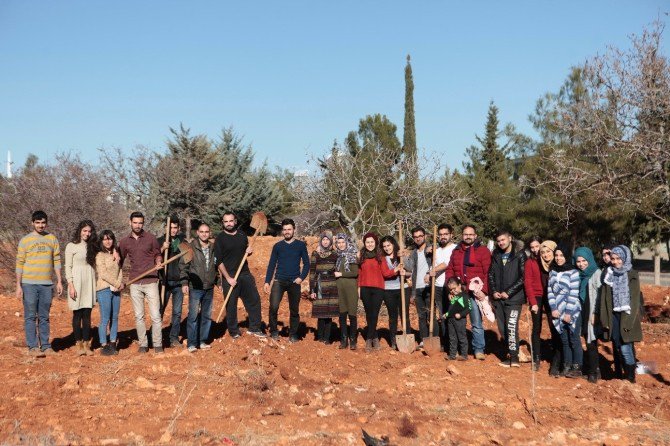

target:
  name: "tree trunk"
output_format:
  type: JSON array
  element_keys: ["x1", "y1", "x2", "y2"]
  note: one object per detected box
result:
[
  {"x1": 185, "y1": 216, "x2": 192, "y2": 242},
  {"x1": 654, "y1": 242, "x2": 661, "y2": 286}
]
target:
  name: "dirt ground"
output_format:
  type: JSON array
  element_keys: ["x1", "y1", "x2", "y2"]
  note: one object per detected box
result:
[{"x1": 1, "y1": 236, "x2": 669, "y2": 445}]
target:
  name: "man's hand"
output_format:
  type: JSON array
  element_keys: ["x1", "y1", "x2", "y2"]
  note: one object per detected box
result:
[
  {"x1": 182, "y1": 284, "x2": 189, "y2": 295},
  {"x1": 500, "y1": 292, "x2": 509, "y2": 300},
  {"x1": 552, "y1": 310, "x2": 560, "y2": 319},
  {"x1": 68, "y1": 284, "x2": 77, "y2": 301},
  {"x1": 56, "y1": 282, "x2": 63, "y2": 296},
  {"x1": 246, "y1": 246, "x2": 253, "y2": 256},
  {"x1": 112, "y1": 250, "x2": 121, "y2": 263},
  {"x1": 226, "y1": 277, "x2": 237, "y2": 287},
  {"x1": 400, "y1": 269, "x2": 406, "y2": 277},
  {"x1": 263, "y1": 283, "x2": 271, "y2": 294},
  {"x1": 531, "y1": 304, "x2": 539, "y2": 314},
  {"x1": 15, "y1": 285, "x2": 22, "y2": 299},
  {"x1": 493, "y1": 292, "x2": 502, "y2": 300},
  {"x1": 294, "y1": 278, "x2": 302, "y2": 285},
  {"x1": 455, "y1": 314, "x2": 461, "y2": 320},
  {"x1": 162, "y1": 240, "x2": 169, "y2": 252},
  {"x1": 424, "y1": 274, "x2": 431, "y2": 284}
]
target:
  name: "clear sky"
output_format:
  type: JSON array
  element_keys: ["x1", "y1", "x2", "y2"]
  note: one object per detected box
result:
[{"x1": 1, "y1": 1, "x2": 668, "y2": 174}]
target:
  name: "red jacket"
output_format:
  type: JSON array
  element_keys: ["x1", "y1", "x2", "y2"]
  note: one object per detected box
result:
[
  {"x1": 358, "y1": 257, "x2": 385, "y2": 289},
  {"x1": 446, "y1": 241, "x2": 492, "y2": 295},
  {"x1": 524, "y1": 257, "x2": 545, "y2": 307}
]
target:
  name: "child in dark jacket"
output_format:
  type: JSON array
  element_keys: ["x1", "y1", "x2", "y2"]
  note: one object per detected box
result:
[{"x1": 442, "y1": 277, "x2": 472, "y2": 360}]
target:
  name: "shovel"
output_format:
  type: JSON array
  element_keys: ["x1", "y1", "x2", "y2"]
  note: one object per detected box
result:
[
  {"x1": 423, "y1": 225, "x2": 441, "y2": 356},
  {"x1": 395, "y1": 221, "x2": 416, "y2": 354},
  {"x1": 160, "y1": 215, "x2": 171, "y2": 319},
  {"x1": 215, "y1": 212, "x2": 268, "y2": 323},
  {"x1": 126, "y1": 242, "x2": 194, "y2": 286}
]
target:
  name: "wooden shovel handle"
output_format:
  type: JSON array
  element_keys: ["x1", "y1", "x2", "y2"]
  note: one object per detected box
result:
[
  {"x1": 429, "y1": 225, "x2": 437, "y2": 333},
  {"x1": 126, "y1": 251, "x2": 188, "y2": 286}
]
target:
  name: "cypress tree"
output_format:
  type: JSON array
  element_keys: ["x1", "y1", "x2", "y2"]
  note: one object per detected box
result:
[{"x1": 403, "y1": 55, "x2": 417, "y2": 166}]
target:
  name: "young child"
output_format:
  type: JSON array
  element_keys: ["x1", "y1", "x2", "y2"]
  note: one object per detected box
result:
[{"x1": 442, "y1": 277, "x2": 472, "y2": 360}]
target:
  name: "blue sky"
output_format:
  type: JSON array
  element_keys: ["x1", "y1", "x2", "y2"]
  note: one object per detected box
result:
[{"x1": 1, "y1": 1, "x2": 668, "y2": 174}]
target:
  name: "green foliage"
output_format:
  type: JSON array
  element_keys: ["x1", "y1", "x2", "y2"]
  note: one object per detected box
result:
[{"x1": 403, "y1": 55, "x2": 417, "y2": 167}]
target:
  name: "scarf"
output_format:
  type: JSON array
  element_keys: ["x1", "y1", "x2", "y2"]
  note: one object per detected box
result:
[
  {"x1": 573, "y1": 246, "x2": 598, "y2": 303},
  {"x1": 551, "y1": 243, "x2": 573, "y2": 272},
  {"x1": 539, "y1": 240, "x2": 557, "y2": 272},
  {"x1": 316, "y1": 231, "x2": 334, "y2": 258},
  {"x1": 335, "y1": 233, "x2": 358, "y2": 272},
  {"x1": 604, "y1": 245, "x2": 632, "y2": 313},
  {"x1": 460, "y1": 240, "x2": 480, "y2": 282}
]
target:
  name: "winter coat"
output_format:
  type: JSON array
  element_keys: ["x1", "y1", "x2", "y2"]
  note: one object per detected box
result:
[
  {"x1": 488, "y1": 245, "x2": 526, "y2": 306},
  {"x1": 179, "y1": 240, "x2": 217, "y2": 290},
  {"x1": 548, "y1": 269, "x2": 581, "y2": 334},
  {"x1": 157, "y1": 233, "x2": 186, "y2": 282},
  {"x1": 358, "y1": 256, "x2": 385, "y2": 289},
  {"x1": 524, "y1": 257, "x2": 545, "y2": 307},
  {"x1": 599, "y1": 269, "x2": 643, "y2": 343},
  {"x1": 582, "y1": 269, "x2": 602, "y2": 343},
  {"x1": 446, "y1": 241, "x2": 492, "y2": 295}
]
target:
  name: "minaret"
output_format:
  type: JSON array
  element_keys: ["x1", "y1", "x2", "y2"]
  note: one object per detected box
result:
[{"x1": 6, "y1": 150, "x2": 12, "y2": 178}]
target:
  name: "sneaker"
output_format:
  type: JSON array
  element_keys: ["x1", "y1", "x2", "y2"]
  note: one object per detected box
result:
[
  {"x1": 187, "y1": 346, "x2": 197, "y2": 353},
  {"x1": 565, "y1": 368, "x2": 583, "y2": 378},
  {"x1": 101, "y1": 345, "x2": 115, "y2": 357},
  {"x1": 248, "y1": 330, "x2": 267, "y2": 338},
  {"x1": 270, "y1": 332, "x2": 279, "y2": 341},
  {"x1": 499, "y1": 359, "x2": 511, "y2": 368},
  {"x1": 42, "y1": 347, "x2": 57, "y2": 356},
  {"x1": 231, "y1": 333, "x2": 241, "y2": 340},
  {"x1": 154, "y1": 347, "x2": 164, "y2": 354},
  {"x1": 29, "y1": 348, "x2": 46, "y2": 358},
  {"x1": 199, "y1": 343, "x2": 211, "y2": 350},
  {"x1": 418, "y1": 341, "x2": 424, "y2": 348},
  {"x1": 510, "y1": 357, "x2": 520, "y2": 368},
  {"x1": 457, "y1": 356, "x2": 468, "y2": 361},
  {"x1": 138, "y1": 346, "x2": 149, "y2": 354},
  {"x1": 474, "y1": 352, "x2": 485, "y2": 360},
  {"x1": 170, "y1": 339, "x2": 182, "y2": 348},
  {"x1": 289, "y1": 337, "x2": 299, "y2": 344},
  {"x1": 110, "y1": 343, "x2": 119, "y2": 355},
  {"x1": 446, "y1": 355, "x2": 456, "y2": 360},
  {"x1": 587, "y1": 374, "x2": 598, "y2": 384}
]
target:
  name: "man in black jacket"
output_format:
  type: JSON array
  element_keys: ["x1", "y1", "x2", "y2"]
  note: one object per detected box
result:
[
  {"x1": 158, "y1": 217, "x2": 186, "y2": 347},
  {"x1": 488, "y1": 228, "x2": 526, "y2": 367},
  {"x1": 180, "y1": 223, "x2": 218, "y2": 352}
]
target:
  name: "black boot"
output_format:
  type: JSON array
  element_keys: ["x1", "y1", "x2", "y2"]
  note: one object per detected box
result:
[
  {"x1": 624, "y1": 363, "x2": 636, "y2": 383},
  {"x1": 349, "y1": 315, "x2": 358, "y2": 350},
  {"x1": 339, "y1": 314, "x2": 348, "y2": 349},
  {"x1": 613, "y1": 347, "x2": 623, "y2": 379},
  {"x1": 549, "y1": 350, "x2": 562, "y2": 377}
]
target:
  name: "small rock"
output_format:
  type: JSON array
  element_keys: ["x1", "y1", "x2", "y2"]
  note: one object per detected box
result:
[
  {"x1": 260, "y1": 420, "x2": 267, "y2": 426},
  {"x1": 466, "y1": 391, "x2": 471, "y2": 397},
  {"x1": 316, "y1": 409, "x2": 328, "y2": 417},
  {"x1": 483, "y1": 400, "x2": 496, "y2": 408},
  {"x1": 14, "y1": 312, "x2": 20, "y2": 317},
  {"x1": 512, "y1": 421, "x2": 526, "y2": 430},
  {"x1": 62, "y1": 376, "x2": 80, "y2": 390},
  {"x1": 135, "y1": 377, "x2": 155, "y2": 389},
  {"x1": 405, "y1": 382, "x2": 416, "y2": 388},
  {"x1": 357, "y1": 416, "x2": 368, "y2": 424},
  {"x1": 294, "y1": 393, "x2": 310, "y2": 406},
  {"x1": 251, "y1": 349, "x2": 260, "y2": 356},
  {"x1": 100, "y1": 439, "x2": 120, "y2": 445},
  {"x1": 446, "y1": 364, "x2": 461, "y2": 376}
]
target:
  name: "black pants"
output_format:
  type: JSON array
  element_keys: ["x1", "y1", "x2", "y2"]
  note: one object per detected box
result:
[
  {"x1": 493, "y1": 301, "x2": 521, "y2": 359},
  {"x1": 269, "y1": 280, "x2": 301, "y2": 337},
  {"x1": 73, "y1": 308, "x2": 92, "y2": 342},
  {"x1": 530, "y1": 304, "x2": 543, "y2": 361},
  {"x1": 339, "y1": 313, "x2": 358, "y2": 343},
  {"x1": 360, "y1": 286, "x2": 384, "y2": 340},
  {"x1": 585, "y1": 339, "x2": 599, "y2": 376},
  {"x1": 316, "y1": 318, "x2": 332, "y2": 342},
  {"x1": 415, "y1": 287, "x2": 438, "y2": 341},
  {"x1": 222, "y1": 272, "x2": 263, "y2": 335},
  {"x1": 447, "y1": 317, "x2": 468, "y2": 358},
  {"x1": 382, "y1": 288, "x2": 412, "y2": 339}
]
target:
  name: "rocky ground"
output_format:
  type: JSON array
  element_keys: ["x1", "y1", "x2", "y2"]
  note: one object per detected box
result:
[{"x1": 1, "y1": 236, "x2": 669, "y2": 445}]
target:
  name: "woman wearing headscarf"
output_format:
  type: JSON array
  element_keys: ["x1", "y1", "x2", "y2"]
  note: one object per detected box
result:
[
  {"x1": 524, "y1": 238, "x2": 548, "y2": 370},
  {"x1": 599, "y1": 245, "x2": 642, "y2": 383},
  {"x1": 334, "y1": 233, "x2": 360, "y2": 350},
  {"x1": 358, "y1": 232, "x2": 385, "y2": 352},
  {"x1": 547, "y1": 243, "x2": 581, "y2": 377},
  {"x1": 573, "y1": 247, "x2": 602, "y2": 383},
  {"x1": 309, "y1": 231, "x2": 339, "y2": 344}
]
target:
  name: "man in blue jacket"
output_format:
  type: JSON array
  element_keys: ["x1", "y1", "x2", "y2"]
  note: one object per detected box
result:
[{"x1": 264, "y1": 219, "x2": 310, "y2": 342}]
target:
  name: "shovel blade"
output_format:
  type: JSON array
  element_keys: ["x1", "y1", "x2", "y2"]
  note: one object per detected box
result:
[
  {"x1": 395, "y1": 334, "x2": 416, "y2": 354},
  {"x1": 423, "y1": 336, "x2": 441, "y2": 356}
]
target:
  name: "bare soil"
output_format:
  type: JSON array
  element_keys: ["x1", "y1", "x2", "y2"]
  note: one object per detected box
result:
[{"x1": 1, "y1": 236, "x2": 669, "y2": 445}]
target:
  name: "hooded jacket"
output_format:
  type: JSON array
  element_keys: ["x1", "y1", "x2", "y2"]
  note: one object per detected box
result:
[{"x1": 488, "y1": 243, "x2": 527, "y2": 305}]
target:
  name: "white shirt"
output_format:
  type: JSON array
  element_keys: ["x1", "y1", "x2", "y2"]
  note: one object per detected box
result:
[
  {"x1": 415, "y1": 249, "x2": 429, "y2": 289},
  {"x1": 434, "y1": 243, "x2": 456, "y2": 287}
]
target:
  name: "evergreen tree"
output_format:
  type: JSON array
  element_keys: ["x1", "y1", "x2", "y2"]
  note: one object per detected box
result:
[{"x1": 403, "y1": 55, "x2": 417, "y2": 167}]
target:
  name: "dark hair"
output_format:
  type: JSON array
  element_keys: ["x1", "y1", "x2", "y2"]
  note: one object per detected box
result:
[
  {"x1": 360, "y1": 232, "x2": 383, "y2": 263},
  {"x1": 72, "y1": 220, "x2": 98, "y2": 268},
  {"x1": 446, "y1": 276, "x2": 462, "y2": 287},
  {"x1": 495, "y1": 228, "x2": 512, "y2": 238},
  {"x1": 526, "y1": 236, "x2": 543, "y2": 259},
  {"x1": 437, "y1": 223, "x2": 453, "y2": 233},
  {"x1": 31, "y1": 210, "x2": 47, "y2": 222},
  {"x1": 197, "y1": 222, "x2": 210, "y2": 230},
  {"x1": 98, "y1": 229, "x2": 117, "y2": 254},
  {"x1": 169, "y1": 215, "x2": 181, "y2": 228},
  {"x1": 380, "y1": 235, "x2": 400, "y2": 259},
  {"x1": 221, "y1": 211, "x2": 236, "y2": 221},
  {"x1": 410, "y1": 226, "x2": 425, "y2": 236},
  {"x1": 129, "y1": 211, "x2": 144, "y2": 220},
  {"x1": 281, "y1": 218, "x2": 295, "y2": 229},
  {"x1": 462, "y1": 224, "x2": 476, "y2": 233}
]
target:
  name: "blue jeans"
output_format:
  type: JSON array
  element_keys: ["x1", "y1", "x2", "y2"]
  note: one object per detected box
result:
[
  {"x1": 22, "y1": 284, "x2": 53, "y2": 350},
  {"x1": 187, "y1": 288, "x2": 213, "y2": 348},
  {"x1": 559, "y1": 313, "x2": 584, "y2": 367},
  {"x1": 611, "y1": 311, "x2": 636, "y2": 365},
  {"x1": 97, "y1": 288, "x2": 121, "y2": 344},
  {"x1": 468, "y1": 295, "x2": 485, "y2": 354},
  {"x1": 164, "y1": 281, "x2": 184, "y2": 342}
]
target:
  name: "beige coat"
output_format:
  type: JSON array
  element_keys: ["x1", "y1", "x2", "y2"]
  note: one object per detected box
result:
[{"x1": 95, "y1": 251, "x2": 123, "y2": 291}]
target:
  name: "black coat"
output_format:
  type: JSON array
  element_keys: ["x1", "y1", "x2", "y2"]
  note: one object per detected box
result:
[{"x1": 488, "y1": 245, "x2": 526, "y2": 305}]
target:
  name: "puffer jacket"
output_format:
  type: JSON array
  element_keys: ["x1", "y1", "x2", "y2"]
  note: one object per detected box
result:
[{"x1": 488, "y1": 245, "x2": 526, "y2": 305}]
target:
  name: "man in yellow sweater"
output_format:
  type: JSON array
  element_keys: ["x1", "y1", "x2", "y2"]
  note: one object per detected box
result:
[{"x1": 15, "y1": 210, "x2": 63, "y2": 357}]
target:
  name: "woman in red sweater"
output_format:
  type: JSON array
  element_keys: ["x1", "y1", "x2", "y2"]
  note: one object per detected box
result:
[
  {"x1": 358, "y1": 232, "x2": 385, "y2": 352},
  {"x1": 524, "y1": 236, "x2": 544, "y2": 370}
]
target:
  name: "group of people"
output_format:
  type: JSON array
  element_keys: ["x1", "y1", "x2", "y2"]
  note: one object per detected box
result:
[{"x1": 15, "y1": 211, "x2": 643, "y2": 384}]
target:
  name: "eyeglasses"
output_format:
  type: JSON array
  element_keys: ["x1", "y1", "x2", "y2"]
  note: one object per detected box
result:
[{"x1": 413, "y1": 235, "x2": 424, "y2": 239}]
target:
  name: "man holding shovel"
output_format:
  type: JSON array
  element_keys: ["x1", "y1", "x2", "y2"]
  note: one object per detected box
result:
[
  {"x1": 157, "y1": 216, "x2": 186, "y2": 347},
  {"x1": 404, "y1": 226, "x2": 436, "y2": 347},
  {"x1": 213, "y1": 212, "x2": 264, "y2": 339},
  {"x1": 119, "y1": 212, "x2": 164, "y2": 353}
]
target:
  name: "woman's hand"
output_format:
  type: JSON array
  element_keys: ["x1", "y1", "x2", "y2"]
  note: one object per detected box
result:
[
  {"x1": 310, "y1": 292, "x2": 317, "y2": 300},
  {"x1": 531, "y1": 305, "x2": 539, "y2": 314},
  {"x1": 551, "y1": 310, "x2": 560, "y2": 319},
  {"x1": 562, "y1": 314, "x2": 572, "y2": 324},
  {"x1": 334, "y1": 272, "x2": 342, "y2": 278},
  {"x1": 68, "y1": 284, "x2": 77, "y2": 301}
]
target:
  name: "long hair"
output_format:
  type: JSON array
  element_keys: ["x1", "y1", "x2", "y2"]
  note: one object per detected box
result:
[
  {"x1": 360, "y1": 232, "x2": 383, "y2": 263},
  {"x1": 380, "y1": 235, "x2": 400, "y2": 260},
  {"x1": 98, "y1": 229, "x2": 117, "y2": 254},
  {"x1": 526, "y1": 235, "x2": 543, "y2": 259},
  {"x1": 72, "y1": 220, "x2": 97, "y2": 268}
]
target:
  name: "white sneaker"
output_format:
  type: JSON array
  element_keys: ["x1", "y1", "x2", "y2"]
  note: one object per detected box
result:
[
  {"x1": 187, "y1": 346, "x2": 197, "y2": 353},
  {"x1": 199, "y1": 343, "x2": 211, "y2": 350}
]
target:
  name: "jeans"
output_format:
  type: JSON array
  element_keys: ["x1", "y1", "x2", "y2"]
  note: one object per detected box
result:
[
  {"x1": 494, "y1": 302, "x2": 521, "y2": 359},
  {"x1": 269, "y1": 280, "x2": 301, "y2": 337},
  {"x1": 129, "y1": 282, "x2": 162, "y2": 348},
  {"x1": 162, "y1": 281, "x2": 184, "y2": 342},
  {"x1": 187, "y1": 287, "x2": 214, "y2": 348},
  {"x1": 222, "y1": 272, "x2": 263, "y2": 335},
  {"x1": 97, "y1": 288, "x2": 121, "y2": 344},
  {"x1": 468, "y1": 294, "x2": 485, "y2": 354},
  {"x1": 415, "y1": 287, "x2": 438, "y2": 341},
  {"x1": 360, "y1": 286, "x2": 384, "y2": 340},
  {"x1": 559, "y1": 313, "x2": 583, "y2": 367},
  {"x1": 611, "y1": 311, "x2": 636, "y2": 366},
  {"x1": 22, "y1": 284, "x2": 53, "y2": 350}
]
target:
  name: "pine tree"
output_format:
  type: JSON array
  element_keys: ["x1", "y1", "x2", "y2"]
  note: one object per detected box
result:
[{"x1": 403, "y1": 55, "x2": 417, "y2": 166}]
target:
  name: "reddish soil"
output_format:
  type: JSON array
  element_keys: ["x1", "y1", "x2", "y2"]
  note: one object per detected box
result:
[{"x1": 1, "y1": 236, "x2": 669, "y2": 445}]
